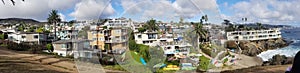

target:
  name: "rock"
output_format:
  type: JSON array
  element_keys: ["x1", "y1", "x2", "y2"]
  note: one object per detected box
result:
[
  {"x1": 226, "y1": 41, "x2": 238, "y2": 49},
  {"x1": 226, "y1": 38, "x2": 289, "y2": 57},
  {"x1": 262, "y1": 61, "x2": 270, "y2": 66},
  {"x1": 244, "y1": 43, "x2": 262, "y2": 56},
  {"x1": 268, "y1": 54, "x2": 293, "y2": 65}
]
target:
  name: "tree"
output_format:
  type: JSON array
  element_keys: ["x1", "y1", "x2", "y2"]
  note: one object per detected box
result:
[
  {"x1": 36, "y1": 27, "x2": 44, "y2": 33},
  {"x1": 47, "y1": 10, "x2": 61, "y2": 40},
  {"x1": 179, "y1": 17, "x2": 184, "y2": 23},
  {"x1": 223, "y1": 19, "x2": 231, "y2": 25},
  {"x1": 138, "y1": 27, "x2": 146, "y2": 33},
  {"x1": 1, "y1": 0, "x2": 24, "y2": 5},
  {"x1": 256, "y1": 22, "x2": 263, "y2": 30},
  {"x1": 193, "y1": 15, "x2": 208, "y2": 43},
  {"x1": 192, "y1": 22, "x2": 207, "y2": 43},
  {"x1": 144, "y1": 19, "x2": 159, "y2": 32},
  {"x1": 0, "y1": 34, "x2": 4, "y2": 40},
  {"x1": 78, "y1": 26, "x2": 89, "y2": 39},
  {"x1": 46, "y1": 43, "x2": 53, "y2": 52}
]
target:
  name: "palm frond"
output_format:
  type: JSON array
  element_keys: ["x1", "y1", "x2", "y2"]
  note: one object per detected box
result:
[
  {"x1": 1, "y1": 0, "x2": 4, "y2": 5},
  {"x1": 10, "y1": 0, "x2": 15, "y2": 5}
]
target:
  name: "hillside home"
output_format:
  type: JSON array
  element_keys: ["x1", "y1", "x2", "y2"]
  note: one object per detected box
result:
[
  {"x1": 52, "y1": 39, "x2": 93, "y2": 58},
  {"x1": 7, "y1": 32, "x2": 46, "y2": 44}
]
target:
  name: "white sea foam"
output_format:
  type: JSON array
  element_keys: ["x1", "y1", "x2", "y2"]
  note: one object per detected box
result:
[{"x1": 257, "y1": 40, "x2": 300, "y2": 61}]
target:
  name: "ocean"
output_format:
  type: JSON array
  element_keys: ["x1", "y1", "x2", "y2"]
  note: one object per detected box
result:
[{"x1": 257, "y1": 27, "x2": 300, "y2": 61}]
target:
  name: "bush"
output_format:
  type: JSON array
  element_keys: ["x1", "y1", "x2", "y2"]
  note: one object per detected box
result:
[
  {"x1": 164, "y1": 60, "x2": 180, "y2": 66},
  {"x1": 104, "y1": 65, "x2": 126, "y2": 71},
  {"x1": 129, "y1": 40, "x2": 139, "y2": 51},
  {"x1": 138, "y1": 44, "x2": 150, "y2": 62},
  {"x1": 197, "y1": 56, "x2": 210, "y2": 71},
  {"x1": 6, "y1": 41, "x2": 44, "y2": 54},
  {"x1": 7, "y1": 42, "x2": 31, "y2": 51},
  {"x1": 0, "y1": 34, "x2": 4, "y2": 40},
  {"x1": 46, "y1": 43, "x2": 53, "y2": 52}
]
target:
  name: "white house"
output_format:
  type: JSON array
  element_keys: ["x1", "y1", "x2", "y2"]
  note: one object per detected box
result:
[
  {"x1": 7, "y1": 32, "x2": 46, "y2": 44},
  {"x1": 52, "y1": 39, "x2": 93, "y2": 58},
  {"x1": 226, "y1": 28, "x2": 282, "y2": 41}
]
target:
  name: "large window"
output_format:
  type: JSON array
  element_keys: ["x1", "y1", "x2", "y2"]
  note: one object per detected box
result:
[
  {"x1": 84, "y1": 42, "x2": 90, "y2": 48},
  {"x1": 61, "y1": 44, "x2": 68, "y2": 49},
  {"x1": 148, "y1": 34, "x2": 156, "y2": 39},
  {"x1": 21, "y1": 36, "x2": 26, "y2": 38},
  {"x1": 115, "y1": 30, "x2": 121, "y2": 34},
  {"x1": 34, "y1": 35, "x2": 38, "y2": 39}
]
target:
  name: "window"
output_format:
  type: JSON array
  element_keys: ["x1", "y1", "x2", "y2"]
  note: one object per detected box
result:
[
  {"x1": 84, "y1": 42, "x2": 89, "y2": 48},
  {"x1": 21, "y1": 36, "x2": 26, "y2": 38},
  {"x1": 34, "y1": 35, "x2": 38, "y2": 39},
  {"x1": 148, "y1": 34, "x2": 156, "y2": 39},
  {"x1": 61, "y1": 44, "x2": 68, "y2": 49},
  {"x1": 138, "y1": 35, "x2": 142, "y2": 38},
  {"x1": 115, "y1": 30, "x2": 121, "y2": 34},
  {"x1": 116, "y1": 36, "x2": 120, "y2": 39}
]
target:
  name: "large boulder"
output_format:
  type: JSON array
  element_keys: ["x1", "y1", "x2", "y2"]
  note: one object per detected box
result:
[
  {"x1": 275, "y1": 38, "x2": 288, "y2": 48},
  {"x1": 269, "y1": 54, "x2": 293, "y2": 65},
  {"x1": 241, "y1": 43, "x2": 262, "y2": 56},
  {"x1": 226, "y1": 41, "x2": 238, "y2": 49},
  {"x1": 225, "y1": 38, "x2": 289, "y2": 57}
]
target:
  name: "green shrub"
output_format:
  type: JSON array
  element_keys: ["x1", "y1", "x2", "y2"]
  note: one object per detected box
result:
[
  {"x1": 0, "y1": 34, "x2": 4, "y2": 40},
  {"x1": 46, "y1": 43, "x2": 53, "y2": 52},
  {"x1": 198, "y1": 56, "x2": 210, "y2": 71}
]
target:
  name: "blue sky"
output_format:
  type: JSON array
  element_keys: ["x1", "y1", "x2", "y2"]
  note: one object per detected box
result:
[{"x1": 0, "y1": 0, "x2": 299, "y2": 26}]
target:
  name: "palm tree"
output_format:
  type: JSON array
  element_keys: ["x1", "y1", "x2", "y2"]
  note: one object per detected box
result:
[
  {"x1": 256, "y1": 22, "x2": 263, "y2": 30},
  {"x1": 192, "y1": 16, "x2": 208, "y2": 43},
  {"x1": 47, "y1": 10, "x2": 61, "y2": 40},
  {"x1": 2, "y1": 0, "x2": 24, "y2": 5},
  {"x1": 144, "y1": 19, "x2": 159, "y2": 32}
]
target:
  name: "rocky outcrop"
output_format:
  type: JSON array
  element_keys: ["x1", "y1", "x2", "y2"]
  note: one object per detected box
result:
[
  {"x1": 263, "y1": 54, "x2": 293, "y2": 66},
  {"x1": 226, "y1": 38, "x2": 289, "y2": 56}
]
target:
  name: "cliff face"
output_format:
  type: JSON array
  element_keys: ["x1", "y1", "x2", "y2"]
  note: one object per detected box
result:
[{"x1": 226, "y1": 38, "x2": 289, "y2": 56}]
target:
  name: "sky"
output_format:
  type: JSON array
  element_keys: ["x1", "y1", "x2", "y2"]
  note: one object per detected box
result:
[{"x1": 0, "y1": 0, "x2": 299, "y2": 26}]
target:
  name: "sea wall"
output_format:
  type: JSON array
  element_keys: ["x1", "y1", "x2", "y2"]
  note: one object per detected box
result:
[{"x1": 226, "y1": 38, "x2": 290, "y2": 56}]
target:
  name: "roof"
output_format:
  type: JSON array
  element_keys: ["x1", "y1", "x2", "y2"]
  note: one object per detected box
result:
[{"x1": 53, "y1": 39, "x2": 90, "y2": 44}]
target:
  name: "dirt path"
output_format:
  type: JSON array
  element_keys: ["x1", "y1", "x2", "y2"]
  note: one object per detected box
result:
[
  {"x1": 0, "y1": 48, "x2": 126, "y2": 73},
  {"x1": 0, "y1": 48, "x2": 77, "y2": 73},
  {"x1": 208, "y1": 52, "x2": 263, "y2": 72},
  {"x1": 222, "y1": 64, "x2": 291, "y2": 73}
]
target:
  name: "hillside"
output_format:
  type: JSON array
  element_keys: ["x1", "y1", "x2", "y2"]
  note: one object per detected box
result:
[{"x1": 0, "y1": 18, "x2": 40, "y2": 24}]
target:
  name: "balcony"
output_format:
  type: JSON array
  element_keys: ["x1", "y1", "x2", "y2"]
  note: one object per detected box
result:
[{"x1": 105, "y1": 39, "x2": 127, "y2": 43}]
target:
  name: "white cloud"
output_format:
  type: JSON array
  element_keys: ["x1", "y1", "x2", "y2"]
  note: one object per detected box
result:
[
  {"x1": 225, "y1": 0, "x2": 300, "y2": 25},
  {"x1": 69, "y1": 0, "x2": 115, "y2": 20},
  {"x1": 48, "y1": 0, "x2": 80, "y2": 11},
  {"x1": 0, "y1": 0, "x2": 78, "y2": 21},
  {"x1": 120, "y1": 0, "x2": 221, "y2": 23},
  {"x1": 58, "y1": 13, "x2": 66, "y2": 21}
]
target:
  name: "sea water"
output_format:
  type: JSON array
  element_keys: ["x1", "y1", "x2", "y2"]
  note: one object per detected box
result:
[{"x1": 257, "y1": 28, "x2": 300, "y2": 61}]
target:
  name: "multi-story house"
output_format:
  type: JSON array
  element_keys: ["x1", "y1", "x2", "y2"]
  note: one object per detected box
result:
[
  {"x1": 7, "y1": 32, "x2": 46, "y2": 44},
  {"x1": 103, "y1": 17, "x2": 132, "y2": 28},
  {"x1": 134, "y1": 31, "x2": 160, "y2": 46},
  {"x1": 88, "y1": 20, "x2": 129, "y2": 54},
  {"x1": 226, "y1": 28, "x2": 282, "y2": 41},
  {"x1": 56, "y1": 29, "x2": 78, "y2": 40},
  {"x1": 161, "y1": 41, "x2": 192, "y2": 59}
]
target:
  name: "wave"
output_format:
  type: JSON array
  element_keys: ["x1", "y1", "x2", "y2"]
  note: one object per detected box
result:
[
  {"x1": 257, "y1": 40, "x2": 300, "y2": 61},
  {"x1": 257, "y1": 45, "x2": 300, "y2": 61}
]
